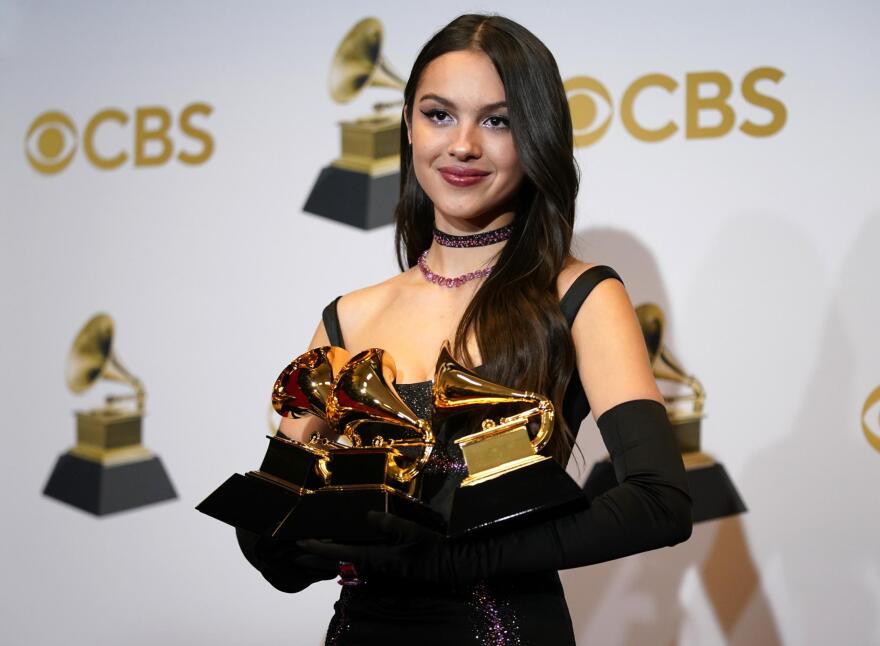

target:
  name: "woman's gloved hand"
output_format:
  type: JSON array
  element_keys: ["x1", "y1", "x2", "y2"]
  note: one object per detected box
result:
[
  {"x1": 298, "y1": 399, "x2": 692, "y2": 588},
  {"x1": 297, "y1": 511, "x2": 456, "y2": 584},
  {"x1": 236, "y1": 527, "x2": 339, "y2": 593}
]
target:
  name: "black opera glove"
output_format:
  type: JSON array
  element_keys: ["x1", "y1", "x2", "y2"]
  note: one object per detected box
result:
[
  {"x1": 297, "y1": 511, "x2": 455, "y2": 583},
  {"x1": 298, "y1": 398, "x2": 693, "y2": 587},
  {"x1": 236, "y1": 527, "x2": 339, "y2": 593}
]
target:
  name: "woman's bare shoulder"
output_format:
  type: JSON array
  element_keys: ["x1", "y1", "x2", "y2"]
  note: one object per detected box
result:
[{"x1": 335, "y1": 271, "x2": 410, "y2": 336}]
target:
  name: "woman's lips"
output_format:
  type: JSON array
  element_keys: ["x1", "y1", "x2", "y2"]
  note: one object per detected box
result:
[{"x1": 438, "y1": 167, "x2": 490, "y2": 187}]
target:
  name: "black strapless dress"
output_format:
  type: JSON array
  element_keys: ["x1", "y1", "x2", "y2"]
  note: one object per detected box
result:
[{"x1": 320, "y1": 266, "x2": 622, "y2": 646}]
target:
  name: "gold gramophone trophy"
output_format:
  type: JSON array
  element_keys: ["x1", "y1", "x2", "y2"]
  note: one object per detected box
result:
[
  {"x1": 198, "y1": 346, "x2": 443, "y2": 540},
  {"x1": 275, "y1": 347, "x2": 444, "y2": 540},
  {"x1": 43, "y1": 313, "x2": 176, "y2": 515},
  {"x1": 433, "y1": 344, "x2": 588, "y2": 536},
  {"x1": 584, "y1": 304, "x2": 746, "y2": 523},
  {"x1": 196, "y1": 347, "x2": 351, "y2": 535},
  {"x1": 303, "y1": 16, "x2": 406, "y2": 230}
]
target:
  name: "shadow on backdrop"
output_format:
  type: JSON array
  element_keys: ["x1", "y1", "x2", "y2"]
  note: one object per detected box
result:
[
  {"x1": 562, "y1": 226, "x2": 781, "y2": 645},
  {"x1": 729, "y1": 212, "x2": 880, "y2": 644}
]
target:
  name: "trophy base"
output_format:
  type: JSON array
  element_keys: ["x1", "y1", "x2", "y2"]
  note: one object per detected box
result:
[
  {"x1": 43, "y1": 451, "x2": 176, "y2": 516},
  {"x1": 583, "y1": 455, "x2": 747, "y2": 524},
  {"x1": 275, "y1": 485, "x2": 445, "y2": 541},
  {"x1": 446, "y1": 458, "x2": 588, "y2": 537},
  {"x1": 195, "y1": 472, "x2": 308, "y2": 535},
  {"x1": 303, "y1": 165, "x2": 399, "y2": 230}
]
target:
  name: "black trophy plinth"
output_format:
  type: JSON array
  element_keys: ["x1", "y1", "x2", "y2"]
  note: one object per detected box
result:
[
  {"x1": 196, "y1": 473, "x2": 303, "y2": 536},
  {"x1": 196, "y1": 435, "x2": 327, "y2": 536},
  {"x1": 446, "y1": 458, "x2": 588, "y2": 537},
  {"x1": 275, "y1": 486, "x2": 444, "y2": 541},
  {"x1": 303, "y1": 166, "x2": 399, "y2": 230},
  {"x1": 272, "y1": 448, "x2": 444, "y2": 541},
  {"x1": 43, "y1": 452, "x2": 176, "y2": 516}
]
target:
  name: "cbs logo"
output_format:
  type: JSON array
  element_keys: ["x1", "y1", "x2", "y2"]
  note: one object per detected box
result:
[
  {"x1": 25, "y1": 103, "x2": 214, "y2": 175},
  {"x1": 564, "y1": 67, "x2": 785, "y2": 147},
  {"x1": 862, "y1": 386, "x2": 880, "y2": 454}
]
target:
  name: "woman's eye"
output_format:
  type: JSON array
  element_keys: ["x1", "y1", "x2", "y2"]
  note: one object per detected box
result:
[
  {"x1": 423, "y1": 109, "x2": 453, "y2": 125},
  {"x1": 484, "y1": 115, "x2": 510, "y2": 129},
  {"x1": 421, "y1": 110, "x2": 508, "y2": 129}
]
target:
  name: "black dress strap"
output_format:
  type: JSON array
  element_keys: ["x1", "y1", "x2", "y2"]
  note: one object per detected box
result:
[
  {"x1": 559, "y1": 265, "x2": 624, "y2": 327},
  {"x1": 321, "y1": 295, "x2": 345, "y2": 348}
]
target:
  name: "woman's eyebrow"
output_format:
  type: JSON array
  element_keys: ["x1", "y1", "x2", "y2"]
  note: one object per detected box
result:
[{"x1": 418, "y1": 93, "x2": 507, "y2": 111}]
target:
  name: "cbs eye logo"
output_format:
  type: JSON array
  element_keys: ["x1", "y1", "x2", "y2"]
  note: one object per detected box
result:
[
  {"x1": 26, "y1": 112, "x2": 78, "y2": 174},
  {"x1": 862, "y1": 386, "x2": 880, "y2": 454},
  {"x1": 25, "y1": 103, "x2": 214, "y2": 175},
  {"x1": 564, "y1": 67, "x2": 786, "y2": 147}
]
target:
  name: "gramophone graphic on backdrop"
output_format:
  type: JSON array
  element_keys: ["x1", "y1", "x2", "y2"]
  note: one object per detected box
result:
[
  {"x1": 303, "y1": 17, "x2": 406, "y2": 230},
  {"x1": 43, "y1": 313, "x2": 176, "y2": 515}
]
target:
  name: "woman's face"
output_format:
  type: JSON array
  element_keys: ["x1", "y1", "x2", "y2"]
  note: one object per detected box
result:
[{"x1": 405, "y1": 49, "x2": 525, "y2": 227}]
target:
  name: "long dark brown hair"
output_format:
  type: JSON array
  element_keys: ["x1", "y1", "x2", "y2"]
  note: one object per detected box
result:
[{"x1": 394, "y1": 14, "x2": 579, "y2": 464}]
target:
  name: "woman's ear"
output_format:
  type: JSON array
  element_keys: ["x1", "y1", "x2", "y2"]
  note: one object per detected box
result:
[{"x1": 403, "y1": 105, "x2": 412, "y2": 145}]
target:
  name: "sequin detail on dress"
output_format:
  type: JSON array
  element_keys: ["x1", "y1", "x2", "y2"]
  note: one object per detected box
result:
[
  {"x1": 325, "y1": 586, "x2": 353, "y2": 645},
  {"x1": 423, "y1": 441, "x2": 468, "y2": 476},
  {"x1": 396, "y1": 381, "x2": 468, "y2": 475},
  {"x1": 469, "y1": 582, "x2": 523, "y2": 645},
  {"x1": 395, "y1": 381, "x2": 433, "y2": 421}
]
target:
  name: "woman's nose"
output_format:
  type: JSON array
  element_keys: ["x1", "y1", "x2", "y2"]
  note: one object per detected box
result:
[{"x1": 447, "y1": 125, "x2": 481, "y2": 160}]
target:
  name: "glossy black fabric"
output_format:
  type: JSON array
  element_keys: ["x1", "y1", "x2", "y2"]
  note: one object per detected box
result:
[{"x1": 239, "y1": 265, "x2": 693, "y2": 645}]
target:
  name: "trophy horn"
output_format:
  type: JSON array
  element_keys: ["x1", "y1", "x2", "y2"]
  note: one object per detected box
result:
[
  {"x1": 270, "y1": 346, "x2": 353, "y2": 484},
  {"x1": 272, "y1": 346, "x2": 351, "y2": 419},
  {"x1": 327, "y1": 348, "x2": 433, "y2": 483},
  {"x1": 65, "y1": 313, "x2": 145, "y2": 412},
  {"x1": 329, "y1": 17, "x2": 406, "y2": 104},
  {"x1": 636, "y1": 303, "x2": 705, "y2": 416},
  {"x1": 433, "y1": 343, "x2": 555, "y2": 454}
]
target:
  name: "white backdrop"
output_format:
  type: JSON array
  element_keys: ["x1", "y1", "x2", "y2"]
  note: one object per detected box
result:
[{"x1": 2, "y1": 1, "x2": 879, "y2": 644}]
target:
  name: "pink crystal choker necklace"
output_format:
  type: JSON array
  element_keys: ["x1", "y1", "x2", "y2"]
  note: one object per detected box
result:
[
  {"x1": 432, "y1": 223, "x2": 513, "y2": 248},
  {"x1": 418, "y1": 249, "x2": 493, "y2": 288}
]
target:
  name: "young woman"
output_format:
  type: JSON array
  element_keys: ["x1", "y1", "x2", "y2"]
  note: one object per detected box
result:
[{"x1": 237, "y1": 14, "x2": 692, "y2": 645}]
